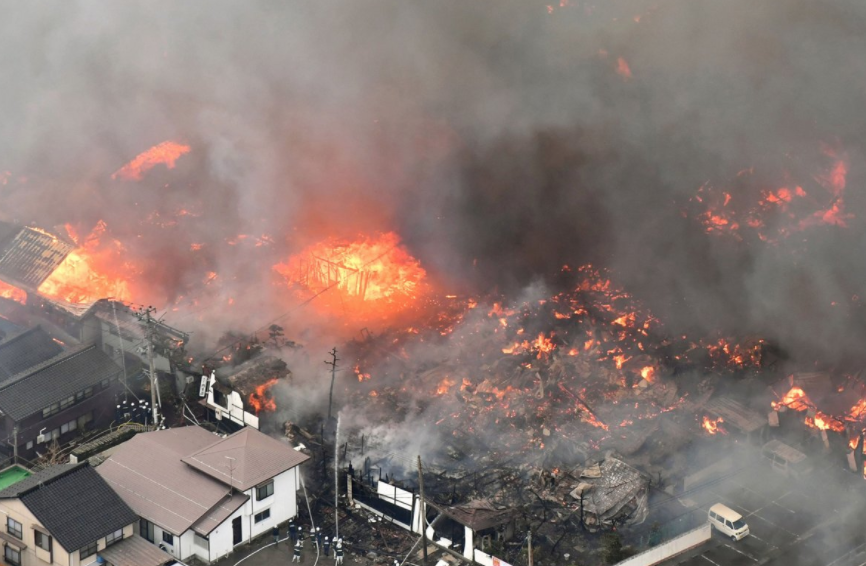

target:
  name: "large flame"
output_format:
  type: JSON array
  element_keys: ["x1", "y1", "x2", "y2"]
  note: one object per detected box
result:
[
  {"x1": 248, "y1": 378, "x2": 278, "y2": 415},
  {"x1": 112, "y1": 141, "x2": 191, "y2": 181},
  {"x1": 37, "y1": 221, "x2": 135, "y2": 305},
  {"x1": 273, "y1": 232, "x2": 426, "y2": 317},
  {"x1": 0, "y1": 281, "x2": 25, "y2": 304}
]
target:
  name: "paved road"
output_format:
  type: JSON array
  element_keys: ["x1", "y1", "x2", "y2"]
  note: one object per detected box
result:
[{"x1": 662, "y1": 448, "x2": 866, "y2": 566}]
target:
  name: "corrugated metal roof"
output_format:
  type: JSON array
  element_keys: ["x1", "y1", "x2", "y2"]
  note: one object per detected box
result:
[
  {"x1": 182, "y1": 427, "x2": 309, "y2": 492},
  {"x1": 98, "y1": 533, "x2": 176, "y2": 566},
  {"x1": 0, "y1": 344, "x2": 122, "y2": 421},
  {"x1": 0, "y1": 225, "x2": 74, "y2": 289},
  {"x1": 97, "y1": 427, "x2": 239, "y2": 536}
]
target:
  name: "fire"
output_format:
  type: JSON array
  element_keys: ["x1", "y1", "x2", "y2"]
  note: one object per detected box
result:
[
  {"x1": 38, "y1": 222, "x2": 134, "y2": 305},
  {"x1": 771, "y1": 386, "x2": 811, "y2": 411},
  {"x1": 274, "y1": 232, "x2": 426, "y2": 317},
  {"x1": 805, "y1": 412, "x2": 844, "y2": 433},
  {"x1": 0, "y1": 281, "x2": 25, "y2": 304},
  {"x1": 701, "y1": 416, "x2": 726, "y2": 435},
  {"x1": 533, "y1": 333, "x2": 556, "y2": 359},
  {"x1": 436, "y1": 377, "x2": 456, "y2": 396},
  {"x1": 248, "y1": 378, "x2": 278, "y2": 415},
  {"x1": 616, "y1": 57, "x2": 632, "y2": 79},
  {"x1": 639, "y1": 366, "x2": 655, "y2": 383},
  {"x1": 112, "y1": 141, "x2": 191, "y2": 181}
]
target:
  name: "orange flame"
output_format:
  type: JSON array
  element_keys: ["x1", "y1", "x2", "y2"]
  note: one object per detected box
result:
[
  {"x1": 112, "y1": 141, "x2": 191, "y2": 181},
  {"x1": 0, "y1": 281, "x2": 25, "y2": 304},
  {"x1": 640, "y1": 366, "x2": 655, "y2": 383},
  {"x1": 805, "y1": 412, "x2": 845, "y2": 433},
  {"x1": 248, "y1": 378, "x2": 278, "y2": 415},
  {"x1": 274, "y1": 232, "x2": 426, "y2": 317},
  {"x1": 771, "y1": 386, "x2": 811, "y2": 412},
  {"x1": 702, "y1": 416, "x2": 726, "y2": 435},
  {"x1": 436, "y1": 377, "x2": 456, "y2": 396},
  {"x1": 37, "y1": 222, "x2": 134, "y2": 305}
]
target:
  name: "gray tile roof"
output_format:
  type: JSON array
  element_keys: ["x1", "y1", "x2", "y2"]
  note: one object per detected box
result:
[
  {"x1": 0, "y1": 463, "x2": 81, "y2": 499},
  {"x1": 182, "y1": 427, "x2": 309, "y2": 492},
  {"x1": 97, "y1": 426, "x2": 238, "y2": 536},
  {"x1": 12, "y1": 464, "x2": 138, "y2": 553},
  {"x1": 0, "y1": 326, "x2": 64, "y2": 382},
  {"x1": 0, "y1": 344, "x2": 122, "y2": 420},
  {"x1": 98, "y1": 533, "x2": 176, "y2": 566}
]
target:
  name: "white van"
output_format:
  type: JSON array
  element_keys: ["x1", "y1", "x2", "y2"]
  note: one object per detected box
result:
[{"x1": 708, "y1": 503, "x2": 749, "y2": 541}]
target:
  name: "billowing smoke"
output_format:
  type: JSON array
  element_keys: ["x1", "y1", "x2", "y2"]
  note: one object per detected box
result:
[{"x1": 0, "y1": 0, "x2": 865, "y2": 363}]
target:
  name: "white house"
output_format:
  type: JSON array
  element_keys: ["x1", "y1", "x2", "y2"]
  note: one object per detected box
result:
[{"x1": 96, "y1": 426, "x2": 309, "y2": 563}]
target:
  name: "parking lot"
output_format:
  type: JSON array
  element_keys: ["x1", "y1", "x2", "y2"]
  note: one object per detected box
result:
[{"x1": 661, "y1": 447, "x2": 866, "y2": 566}]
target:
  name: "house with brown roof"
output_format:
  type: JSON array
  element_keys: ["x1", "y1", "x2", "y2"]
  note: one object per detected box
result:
[{"x1": 96, "y1": 426, "x2": 309, "y2": 564}]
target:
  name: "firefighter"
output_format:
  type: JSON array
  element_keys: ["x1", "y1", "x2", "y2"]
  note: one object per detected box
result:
[
  {"x1": 298, "y1": 526, "x2": 305, "y2": 549},
  {"x1": 323, "y1": 535, "x2": 330, "y2": 556},
  {"x1": 289, "y1": 520, "x2": 297, "y2": 543},
  {"x1": 272, "y1": 524, "x2": 280, "y2": 546},
  {"x1": 310, "y1": 526, "x2": 317, "y2": 550},
  {"x1": 335, "y1": 539, "x2": 344, "y2": 564},
  {"x1": 292, "y1": 541, "x2": 302, "y2": 563},
  {"x1": 316, "y1": 526, "x2": 323, "y2": 548}
]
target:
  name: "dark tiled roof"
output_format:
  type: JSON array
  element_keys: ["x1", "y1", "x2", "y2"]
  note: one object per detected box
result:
[
  {"x1": 0, "y1": 224, "x2": 74, "y2": 289},
  {"x1": 0, "y1": 464, "x2": 81, "y2": 499},
  {"x1": 0, "y1": 344, "x2": 122, "y2": 420},
  {"x1": 18, "y1": 464, "x2": 138, "y2": 553},
  {"x1": 0, "y1": 327, "x2": 64, "y2": 382}
]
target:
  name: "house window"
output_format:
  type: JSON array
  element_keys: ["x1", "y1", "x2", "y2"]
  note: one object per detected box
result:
[
  {"x1": 101, "y1": 378, "x2": 110, "y2": 389},
  {"x1": 59, "y1": 395, "x2": 75, "y2": 410},
  {"x1": 105, "y1": 528, "x2": 123, "y2": 547},
  {"x1": 194, "y1": 533, "x2": 209, "y2": 551},
  {"x1": 6, "y1": 517, "x2": 22, "y2": 539},
  {"x1": 254, "y1": 509, "x2": 271, "y2": 523},
  {"x1": 25, "y1": 441, "x2": 32, "y2": 451},
  {"x1": 4, "y1": 545, "x2": 20, "y2": 566},
  {"x1": 140, "y1": 519, "x2": 155, "y2": 543},
  {"x1": 35, "y1": 531, "x2": 51, "y2": 552},
  {"x1": 256, "y1": 480, "x2": 274, "y2": 501},
  {"x1": 77, "y1": 412, "x2": 93, "y2": 429},
  {"x1": 80, "y1": 541, "x2": 97, "y2": 559},
  {"x1": 162, "y1": 531, "x2": 174, "y2": 546},
  {"x1": 42, "y1": 403, "x2": 60, "y2": 418}
]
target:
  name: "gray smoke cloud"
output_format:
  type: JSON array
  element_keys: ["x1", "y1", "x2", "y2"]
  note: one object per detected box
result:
[{"x1": 0, "y1": 0, "x2": 864, "y2": 362}]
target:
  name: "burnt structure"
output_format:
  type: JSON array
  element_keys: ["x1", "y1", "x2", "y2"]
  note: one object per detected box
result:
[{"x1": 0, "y1": 221, "x2": 74, "y2": 292}]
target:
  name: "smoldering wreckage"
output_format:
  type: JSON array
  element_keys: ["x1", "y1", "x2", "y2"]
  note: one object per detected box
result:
[
  {"x1": 3, "y1": 199, "x2": 866, "y2": 566},
  {"x1": 4, "y1": 2, "x2": 866, "y2": 565}
]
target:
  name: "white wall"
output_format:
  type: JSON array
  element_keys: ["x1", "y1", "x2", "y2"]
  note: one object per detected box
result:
[
  {"x1": 207, "y1": 505, "x2": 246, "y2": 562},
  {"x1": 615, "y1": 524, "x2": 711, "y2": 566}
]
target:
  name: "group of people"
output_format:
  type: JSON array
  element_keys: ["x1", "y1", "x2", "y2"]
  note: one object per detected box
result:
[{"x1": 273, "y1": 520, "x2": 345, "y2": 563}]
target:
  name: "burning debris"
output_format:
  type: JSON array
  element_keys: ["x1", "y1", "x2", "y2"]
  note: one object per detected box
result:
[
  {"x1": 273, "y1": 232, "x2": 427, "y2": 319},
  {"x1": 111, "y1": 140, "x2": 191, "y2": 181}
]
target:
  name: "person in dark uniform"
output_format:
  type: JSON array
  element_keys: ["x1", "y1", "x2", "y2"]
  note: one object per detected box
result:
[
  {"x1": 289, "y1": 520, "x2": 297, "y2": 543},
  {"x1": 316, "y1": 527, "x2": 323, "y2": 548},
  {"x1": 292, "y1": 541, "x2": 302, "y2": 563},
  {"x1": 335, "y1": 539, "x2": 344, "y2": 564},
  {"x1": 298, "y1": 526, "x2": 305, "y2": 549},
  {"x1": 272, "y1": 525, "x2": 280, "y2": 546},
  {"x1": 323, "y1": 535, "x2": 330, "y2": 556}
]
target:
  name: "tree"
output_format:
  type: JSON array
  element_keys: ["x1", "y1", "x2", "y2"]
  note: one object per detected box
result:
[{"x1": 268, "y1": 324, "x2": 285, "y2": 350}]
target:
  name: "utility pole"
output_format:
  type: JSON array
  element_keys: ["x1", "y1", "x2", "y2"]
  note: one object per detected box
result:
[
  {"x1": 325, "y1": 347, "x2": 339, "y2": 421},
  {"x1": 417, "y1": 455, "x2": 428, "y2": 566},
  {"x1": 135, "y1": 306, "x2": 160, "y2": 426},
  {"x1": 527, "y1": 529, "x2": 533, "y2": 566}
]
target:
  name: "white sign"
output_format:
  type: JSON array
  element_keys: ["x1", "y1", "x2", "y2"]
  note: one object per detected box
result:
[{"x1": 199, "y1": 375, "x2": 209, "y2": 397}]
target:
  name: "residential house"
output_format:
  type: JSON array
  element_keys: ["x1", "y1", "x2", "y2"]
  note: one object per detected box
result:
[
  {"x1": 0, "y1": 221, "x2": 74, "y2": 293},
  {"x1": 97, "y1": 425, "x2": 309, "y2": 563},
  {"x1": 0, "y1": 462, "x2": 175, "y2": 566},
  {"x1": 0, "y1": 327, "x2": 123, "y2": 463}
]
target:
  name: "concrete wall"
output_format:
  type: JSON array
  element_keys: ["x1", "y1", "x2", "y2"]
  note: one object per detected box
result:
[
  {"x1": 615, "y1": 524, "x2": 711, "y2": 566},
  {"x1": 683, "y1": 456, "x2": 732, "y2": 492}
]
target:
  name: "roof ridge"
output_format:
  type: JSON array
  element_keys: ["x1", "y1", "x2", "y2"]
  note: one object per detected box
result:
[
  {"x1": 17, "y1": 462, "x2": 88, "y2": 496},
  {"x1": 0, "y1": 343, "x2": 95, "y2": 390}
]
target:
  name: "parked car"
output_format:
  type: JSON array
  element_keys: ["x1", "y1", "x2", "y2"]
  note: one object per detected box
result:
[{"x1": 708, "y1": 503, "x2": 750, "y2": 541}]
